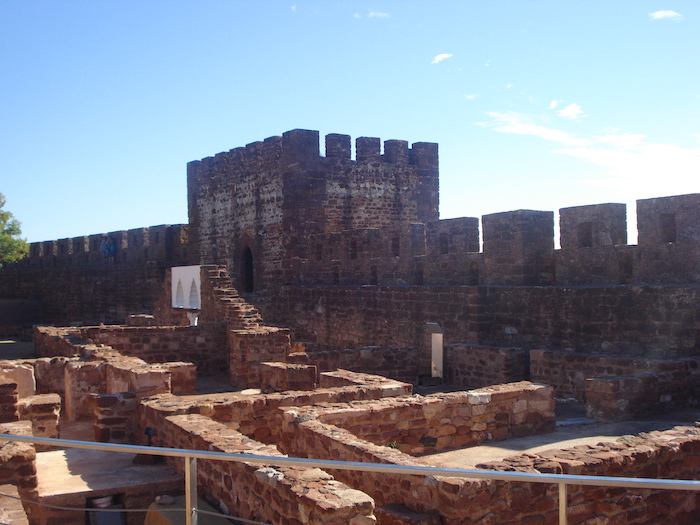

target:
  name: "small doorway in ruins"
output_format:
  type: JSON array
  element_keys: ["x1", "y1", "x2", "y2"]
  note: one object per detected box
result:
[{"x1": 241, "y1": 246, "x2": 255, "y2": 292}]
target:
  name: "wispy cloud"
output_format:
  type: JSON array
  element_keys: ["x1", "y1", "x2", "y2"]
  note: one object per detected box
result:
[
  {"x1": 464, "y1": 94, "x2": 478, "y2": 100},
  {"x1": 353, "y1": 11, "x2": 390, "y2": 19},
  {"x1": 557, "y1": 103, "x2": 585, "y2": 119},
  {"x1": 649, "y1": 10, "x2": 683, "y2": 21},
  {"x1": 548, "y1": 100, "x2": 560, "y2": 110},
  {"x1": 480, "y1": 111, "x2": 700, "y2": 199},
  {"x1": 480, "y1": 112, "x2": 590, "y2": 146},
  {"x1": 431, "y1": 53, "x2": 453, "y2": 64}
]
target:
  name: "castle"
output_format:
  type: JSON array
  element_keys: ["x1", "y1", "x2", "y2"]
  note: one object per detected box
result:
[
  {"x1": 3, "y1": 129, "x2": 700, "y2": 360},
  {"x1": 1, "y1": 129, "x2": 700, "y2": 524}
]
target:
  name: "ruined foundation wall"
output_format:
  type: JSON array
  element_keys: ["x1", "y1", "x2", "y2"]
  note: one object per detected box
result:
[
  {"x1": 151, "y1": 413, "x2": 376, "y2": 525},
  {"x1": 475, "y1": 425, "x2": 700, "y2": 524},
  {"x1": 278, "y1": 382, "x2": 555, "y2": 519},
  {"x1": 444, "y1": 344, "x2": 529, "y2": 389},
  {"x1": 140, "y1": 372, "x2": 412, "y2": 446},
  {"x1": 531, "y1": 349, "x2": 700, "y2": 401},
  {"x1": 302, "y1": 346, "x2": 421, "y2": 384},
  {"x1": 83, "y1": 325, "x2": 228, "y2": 377}
]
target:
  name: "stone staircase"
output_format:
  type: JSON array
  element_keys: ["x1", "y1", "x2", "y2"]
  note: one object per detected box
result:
[{"x1": 201, "y1": 266, "x2": 263, "y2": 329}]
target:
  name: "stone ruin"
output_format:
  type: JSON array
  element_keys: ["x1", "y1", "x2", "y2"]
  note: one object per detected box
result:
[{"x1": 0, "y1": 129, "x2": 700, "y2": 523}]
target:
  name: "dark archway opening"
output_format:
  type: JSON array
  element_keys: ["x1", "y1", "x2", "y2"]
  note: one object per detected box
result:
[{"x1": 242, "y1": 247, "x2": 255, "y2": 292}]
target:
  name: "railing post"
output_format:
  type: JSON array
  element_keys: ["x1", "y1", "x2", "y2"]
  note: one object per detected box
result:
[
  {"x1": 185, "y1": 456, "x2": 198, "y2": 525},
  {"x1": 559, "y1": 482, "x2": 567, "y2": 525}
]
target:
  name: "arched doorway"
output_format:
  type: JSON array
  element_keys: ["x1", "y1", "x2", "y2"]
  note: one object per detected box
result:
[{"x1": 241, "y1": 247, "x2": 255, "y2": 292}]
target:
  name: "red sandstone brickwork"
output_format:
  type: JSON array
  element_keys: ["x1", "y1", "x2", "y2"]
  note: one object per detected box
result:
[
  {"x1": 585, "y1": 370, "x2": 700, "y2": 421},
  {"x1": 0, "y1": 421, "x2": 38, "y2": 501},
  {"x1": 277, "y1": 382, "x2": 554, "y2": 521},
  {"x1": 444, "y1": 344, "x2": 529, "y2": 389},
  {"x1": 0, "y1": 380, "x2": 19, "y2": 423},
  {"x1": 139, "y1": 372, "x2": 412, "y2": 446},
  {"x1": 475, "y1": 425, "x2": 700, "y2": 524},
  {"x1": 84, "y1": 325, "x2": 228, "y2": 377},
  {"x1": 188, "y1": 130, "x2": 438, "y2": 292},
  {"x1": 32, "y1": 356, "x2": 76, "y2": 398},
  {"x1": 304, "y1": 346, "x2": 422, "y2": 384},
  {"x1": 153, "y1": 412, "x2": 376, "y2": 525},
  {"x1": 64, "y1": 360, "x2": 105, "y2": 420},
  {"x1": 260, "y1": 362, "x2": 317, "y2": 392},
  {"x1": 530, "y1": 349, "x2": 700, "y2": 402},
  {"x1": 17, "y1": 394, "x2": 60, "y2": 451},
  {"x1": 89, "y1": 392, "x2": 138, "y2": 443},
  {"x1": 281, "y1": 381, "x2": 553, "y2": 453},
  {"x1": 0, "y1": 225, "x2": 190, "y2": 325},
  {"x1": 229, "y1": 327, "x2": 291, "y2": 389},
  {"x1": 257, "y1": 283, "x2": 700, "y2": 361}
]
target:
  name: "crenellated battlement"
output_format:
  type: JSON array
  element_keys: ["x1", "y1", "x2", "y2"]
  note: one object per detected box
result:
[
  {"x1": 188, "y1": 129, "x2": 439, "y2": 173},
  {"x1": 290, "y1": 192, "x2": 700, "y2": 288},
  {"x1": 17, "y1": 224, "x2": 189, "y2": 269}
]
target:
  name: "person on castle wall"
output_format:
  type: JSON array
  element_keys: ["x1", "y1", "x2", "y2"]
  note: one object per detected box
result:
[
  {"x1": 107, "y1": 236, "x2": 116, "y2": 264},
  {"x1": 99, "y1": 235, "x2": 110, "y2": 263}
]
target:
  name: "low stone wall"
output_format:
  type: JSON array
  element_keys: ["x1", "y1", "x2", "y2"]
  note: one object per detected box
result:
[
  {"x1": 64, "y1": 360, "x2": 105, "y2": 420},
  {"x1": 260, "y1": 362, "x2": 317, "y2": 393},
  {"x1": 83, "y1": 325, "x2": 228, "y2": 377},
  {"x1": 89, "y1": 392, "x2": 138, "y2": 443},
  {"x1": 0, "y1": 421, "x2": 38, "y2": 499},
  {"x1": 475, "y1": 424, "x2": 700, "y2": 524},
  {"x1": 586, "y1": 370, "x2": 700, "y2": 421},
  {"x1": 0, "y1": 363, "x2": 36, "y2": 399},
  {"x1": 32, "y1": 357, "x2": 76, "y2": 397},
  {"x1": 278, "y1": 394, "x2": 700, "y2": 523},
  {"x1": 444, "y1": 344, "x2": 529, "y2": 389},
  {"x1": 17, "y1": 394, "x2": 60, "y2": 451},
  {"x1": 0, "y1": 380, "x2": 19, "y2": 423},
  {"x1": 140, "y1": 372, "x2": 413, "y2": 446},
  {"x1": 34, "y1": 326, "x2": 98, "y2": 358},
  {"x1": 155, "y1": 413, "x2": 376, "y2": 525},
  {"x1": 277, "y1": 382, "x2": 555, "y2": 520},
  {"x1": 34, "y1": 327, "x2": 191, "y2": 421},
  {"x1": 62, "y1": 349, "x2": 171, "y2": 421},
  {"x1": 304, "y1": 346, "x2": 421, "y2": 384},
  {"x1": 530, "y1": 349, "x2": 700, "y2": 402},
  {"x1": 229, "y1": 327, "x2": 291, "y2": 388}
]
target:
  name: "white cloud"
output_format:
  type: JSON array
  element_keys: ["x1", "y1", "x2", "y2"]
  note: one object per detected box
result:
[
  {"x1": 557, "y1": 141, "x2": 700, "y2": 198},
  {"x1": 480, "y1": 112, "x2": 590, "y2": 146},
  {"x1": 431, "y1": 53, "x2": 453, "y2": 64},
  {"x1": 593, "y1": 130, "x2": 647, "y2": 149},
  {"x1": 557, "y1": 103, "x2": 585, "y2": 119},
  {"x1": 481, "y1": 110, "x2": 700, "y2": 201},
  {"x1": 368, "y1": 11, "x2": 390, "y2": 18},
  {"x1": 464, "y1": 94, "x2": 478, "y2": 100},
  {"x1": 649, "y1": 10, "x2": 683, "y2": 21},
  {"x1": 290, "y1": 5, "x2": 297, "y2": 12},
  {"x1": 548, "y1": 100, "x2": 560, "y2": 110}
]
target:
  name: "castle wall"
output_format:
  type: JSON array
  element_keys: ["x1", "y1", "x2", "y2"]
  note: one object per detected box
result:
[
  {"x1": 257, "y1": 284, "x2": 700, "y2": 360},
  {"x1": 0, "y1": 225, "x2": 189, "y2": 325}
]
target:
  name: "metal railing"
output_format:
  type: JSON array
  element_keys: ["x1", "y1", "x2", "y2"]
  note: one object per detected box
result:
[{"x1": 2, "y1": 433, "x2": 700, "y2": 525}]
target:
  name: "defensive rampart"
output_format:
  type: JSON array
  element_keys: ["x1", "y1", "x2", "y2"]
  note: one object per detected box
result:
[{"x1": 0, "y1": 225, "x2": 189, "y2": 325}]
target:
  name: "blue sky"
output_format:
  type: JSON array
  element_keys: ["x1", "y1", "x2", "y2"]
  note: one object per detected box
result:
[{"x1": 1, "y1": 1, "x2": 698, "y2": 243}]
